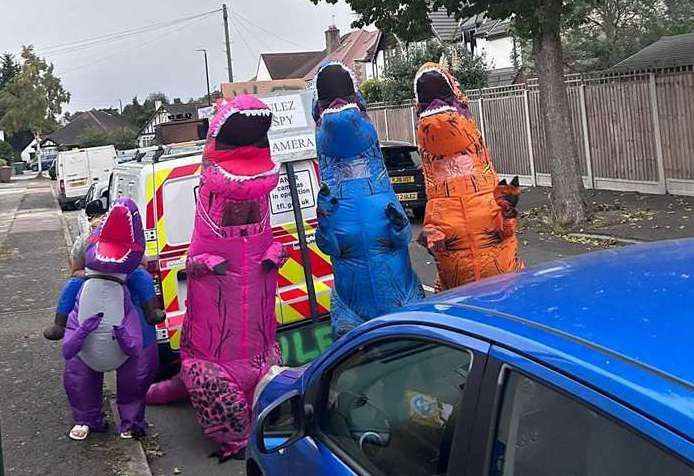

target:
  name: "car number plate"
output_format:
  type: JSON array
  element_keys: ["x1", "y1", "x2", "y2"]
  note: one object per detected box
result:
[
  {"x1": 391, "y1": 176, "x2": 415, "y2": 184},
  {"x1": 397, "y1": 192, "x2": 418, "y2": 201},
  {"x1": 69, "y1": 179, "x2": 87, "y2": 187}
]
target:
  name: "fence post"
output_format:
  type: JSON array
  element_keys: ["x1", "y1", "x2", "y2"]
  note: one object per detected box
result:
[
  {"x1": 578, "y1": 83, "x2": 595, "y2": 189},
  {"x1": 648, "y1": 72, "x2": 667, "y2": 194},
  {"x1": 522, "y1": 88, "x2": 537, "y2": 186},
  {"x1": 410, "y1": 105, "x2": 417, "y2": 145},
  {"x1": 383, "y1": 109, "x2": 390, "y2": 141},
  {"x1": 478, "y1": 96, "x2": 486, "y2": 142}
]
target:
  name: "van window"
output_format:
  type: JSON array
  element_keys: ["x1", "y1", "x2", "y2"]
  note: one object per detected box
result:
[
  {"x1": 382, "y1": 147, "x2": 421, "y2": 170},
  {"x1": 163, "y1": 176, "x2": 197, "y2": 245}
]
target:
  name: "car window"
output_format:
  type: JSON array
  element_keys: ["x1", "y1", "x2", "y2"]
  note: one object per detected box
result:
[
  {"x1": 318, "y1": 338, "x2": 472, "y2": 476},
  {"x1": 383, "y1": 147, "x2": 419, "y2": 170},
  {"x1": 489, "y1": 371, "x2": 691, "y2": 476}
]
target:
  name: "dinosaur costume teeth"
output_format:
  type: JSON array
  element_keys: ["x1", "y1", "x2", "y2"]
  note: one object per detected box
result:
[
  {"x1": 415, "y1": 62, "x2": 524, "y2": 290},
  {"x1": 313, "y1": 62, "x2": 424, "y2": 338},
  {"x1": 146, "y1": 94, "x2": 287, "y2": 461}
]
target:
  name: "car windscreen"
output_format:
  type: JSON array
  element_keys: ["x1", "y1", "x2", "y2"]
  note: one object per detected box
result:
[{"x1": 382, "y1": 147, "x2": 421, "y2": 169}]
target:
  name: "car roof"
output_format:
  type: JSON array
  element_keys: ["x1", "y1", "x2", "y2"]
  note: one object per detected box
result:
[
  {"x1": 371, "y1": 239, "x2": 694, "y2": 440},
  {"x1": 381, "y1": 140, "x2": 416, "y2": 149}
]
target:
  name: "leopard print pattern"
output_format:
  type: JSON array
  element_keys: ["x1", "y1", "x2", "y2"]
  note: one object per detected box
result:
[
  {"x1": 250, "y1": 343, "x2": 282, "y2": 371},
  {"x1": 183, "y1": 360, "x2": 249, "y2": 446}
]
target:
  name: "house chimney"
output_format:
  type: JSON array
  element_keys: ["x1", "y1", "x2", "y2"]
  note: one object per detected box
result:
[{"x1": 325, "y1": 25, "x2": 340, "y2": 54}]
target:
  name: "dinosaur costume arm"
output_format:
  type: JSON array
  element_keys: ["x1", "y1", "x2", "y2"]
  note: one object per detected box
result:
[
  {"x1": 385, "y1": 202, "x2": 412, "y2": 248},
  {"x1": 494, "y1": 176, "x2": 521, "y2": 238},
  {"x1": 262, "y1": 242, "x2": 288, "y2": 271},
  {"x1": 188, "y1": 253, "x2": 228, "y2": 276},
  {"x1": 62, "y1": 311, "x2": 103, "y2": 360},
  {"x1": 315, "y1": 184, "x2": 341, "y2": 257},
  {"x1": 112, "y1": 293, "x2": 143, "y2": 357}
]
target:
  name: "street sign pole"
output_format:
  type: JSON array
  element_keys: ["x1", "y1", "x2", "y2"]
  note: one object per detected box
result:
[{"x1": 284, "y1": 161, "x2": 319, "y2": 322}]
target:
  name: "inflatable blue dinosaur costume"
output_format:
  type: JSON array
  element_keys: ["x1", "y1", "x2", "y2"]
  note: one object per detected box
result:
[{"x1": 312, "y1": 63, "x2": 424, "y2": 338}]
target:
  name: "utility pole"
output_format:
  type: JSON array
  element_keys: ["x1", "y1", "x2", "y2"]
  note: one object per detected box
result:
[
  {"x1": 196, "y1": 49, "x2": 212, "y2": 106},
  {"x1": 118, "y1": 99, "x2": 123, "y2": 114},
  {"x1": 222, "y1": 4, "x2": 234, "y2": 82}
]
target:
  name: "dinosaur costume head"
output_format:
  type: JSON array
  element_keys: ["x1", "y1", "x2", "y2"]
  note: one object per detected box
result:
[
  {"x1": 201, "y1": 94, "x2": 278, "y2": 231},
  {"x1": 84, "y1": 197, "x2": 144, "y2": 274},
  {"x1": 414, "y1": 62, "x2": 480, "y2": 157},
  {"x1": 313, "y1": 62, "x2": 376, "y2": 159}
]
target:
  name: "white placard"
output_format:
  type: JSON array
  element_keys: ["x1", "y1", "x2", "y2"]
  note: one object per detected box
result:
[
  {"x1": 270, "y1": 169, "x2": 316, "y2": 216},
  {"x1": 197, "y1": 106, "x2": 215, "y2": 119},
  {"x1": 270, "y1": 133, "x2": 315, "y2": 157},
  {"x1": 264, "y1": 94, "x2": 307, "y2": 131}
]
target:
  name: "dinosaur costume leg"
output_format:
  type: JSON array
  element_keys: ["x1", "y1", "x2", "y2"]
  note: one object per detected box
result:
[
  {"x1": 63, "y1": 357, "x2": 107, "y2": 431},
  {"x1": 116, "y1": 343, "x2": 158, "y2": 434}
]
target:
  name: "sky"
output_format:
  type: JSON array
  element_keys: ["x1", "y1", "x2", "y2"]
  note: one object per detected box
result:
[{"x1": 0, "y1": 0, "x2": 358, "y2": 112}]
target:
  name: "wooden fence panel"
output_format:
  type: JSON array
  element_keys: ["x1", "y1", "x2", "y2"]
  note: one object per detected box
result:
[
  {"x1": 385, "y1": 106, "x2": 415, "y2": 143},
  {"x1": 528, "y1": 92, "x2": 551, "y2": 174},
  {"x1": 367, "y1": 109, "x2": 387, "y2": 139},
  {"x1": 567, "y1": 86, "x2": 588, "y2": 176},
  {"x1": 584, "y1": 77, "x2": 658, "y2": 182},
  {"x1": 482, "y1": 96, "x2": 531, "y2": 176},
  {"x1": 656, "y1": 72, "x2": 694, "y2": 180}
]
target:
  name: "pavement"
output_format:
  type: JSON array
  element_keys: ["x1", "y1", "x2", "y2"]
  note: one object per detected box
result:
[
  {"x1": 5, "y1": 174, "x2": 693, "y2": 476},
  {"x1": 0, "y1": 173, "x2": 147, "y2": 476}
]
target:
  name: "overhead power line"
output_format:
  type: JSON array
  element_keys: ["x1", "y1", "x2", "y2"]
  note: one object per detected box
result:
[
  {"x1": 37, "y1": 9, "x2": 220, "y2": 57},
  {"x1": 233, "y1": 11, "x2": 315, "y2": 51}
]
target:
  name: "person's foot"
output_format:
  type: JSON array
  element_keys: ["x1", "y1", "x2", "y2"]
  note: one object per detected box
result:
[
  {"x1": 68, "y1": 425, "x2": 89, "y2": 440},
  {"x1": 209, "y1": 446, "x2": 246, "y2": 463},
  {"x1": 43, "y1": 325, "x2": 65, "y2": 340}
]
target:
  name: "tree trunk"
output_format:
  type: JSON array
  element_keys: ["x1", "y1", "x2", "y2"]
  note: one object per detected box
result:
[{"x1": 534, "y1": 0, "x2": 587, "y2": 226}]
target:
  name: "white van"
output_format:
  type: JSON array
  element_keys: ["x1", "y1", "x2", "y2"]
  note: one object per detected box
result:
[{"x1": 57, "y1": 145, "x2": 116, "y2": 209}]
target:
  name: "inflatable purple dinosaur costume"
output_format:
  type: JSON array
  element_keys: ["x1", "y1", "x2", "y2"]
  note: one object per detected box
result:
[
  {"x1": 62, "y1": 198, "x2": 148, "y2": 440},
  {"x1": 178, "y1": 95, "x2": 286, "y2": 461}
]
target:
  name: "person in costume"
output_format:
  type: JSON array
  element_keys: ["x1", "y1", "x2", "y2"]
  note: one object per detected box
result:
[
  {"x1": 62, "y1": 198, "x2": 152, "y2": 440},
  {"x1": 147, "y1": 95, "x2": 287, "y2": 462},
  {"x1": 414, "y1": 62, "x2": 524, "y2": 290},
  {"x1": 312, "y1": 62, "x2": 424, "y2": 338}
]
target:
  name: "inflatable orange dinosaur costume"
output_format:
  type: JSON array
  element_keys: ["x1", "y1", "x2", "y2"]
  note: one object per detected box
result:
[{"x1": 414, "y1": 62, "x2": 524, "y2": 290}]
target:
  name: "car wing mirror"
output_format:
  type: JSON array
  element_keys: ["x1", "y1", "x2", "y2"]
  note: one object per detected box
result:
[
  {"x1": 85, "y1": 199, "x2": 105, "y2": 217},
  {"x1": 257, "y1": 390, "x2": 306, "y2": 454}
]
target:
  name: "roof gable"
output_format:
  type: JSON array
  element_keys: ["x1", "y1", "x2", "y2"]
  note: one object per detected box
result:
[
  {"x1": 45, "y1": 110, "x2": 134, "y2": 146},
  {"x1": 260, "y1": 51, "x2": 325, "y2": 80},
  {"x1": 611, "y1": 32, "x2": 694, "y2": 72}
]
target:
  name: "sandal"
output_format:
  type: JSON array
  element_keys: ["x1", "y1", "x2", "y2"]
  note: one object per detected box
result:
[{"x1": 69, "y1": 425, "x2": 89, "y2": 441}]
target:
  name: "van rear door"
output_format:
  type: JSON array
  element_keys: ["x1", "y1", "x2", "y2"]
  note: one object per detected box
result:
[
  {"x1": 86, "y1": 146, "x2": 116, "y2": 186},
  {"x1": 60, "y1": 150, "x2": 90, "y2": 199}
]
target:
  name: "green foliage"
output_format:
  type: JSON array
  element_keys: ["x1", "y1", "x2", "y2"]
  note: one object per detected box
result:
[
  {"x1": 77, "y1": 127, "x2": 137, "y2": 150},
  {"x1": 373, "y1": 42, "x2": 487, "y2": 105},
  {"x1": 0, "y1": 46, "x2": 70, "y2": 136},
  {"x1": 359, "y1": 79, "x2": 385, "y2": 103},
  {"x1": 0, "y1": 140, "x2": 18, "y2": 163},
  {"x1": 120, "y1": 92, "x2": 171, "y2": 129},
  {"x1": 563, "y1": 0, "x2": 694, "y2": 71},
  {"x1": 0, "y1": 158, "x2": 7, "y2": 166},
  {"x1": 0, "y1": 53, "x2": 20, "y2": 90}
]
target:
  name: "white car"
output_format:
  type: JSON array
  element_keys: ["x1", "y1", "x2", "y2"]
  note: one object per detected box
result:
[{"x1": 78, "y1": 180, "x2": 110, "y2": 236}]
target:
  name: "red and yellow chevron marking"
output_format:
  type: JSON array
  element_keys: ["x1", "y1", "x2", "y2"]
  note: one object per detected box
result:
[
  {"x1": 145, "y1": 162, "x2": 202, "y2": 258},
  {"x1": 273, "y1": 218, "x2": 333, "y2": 326}
]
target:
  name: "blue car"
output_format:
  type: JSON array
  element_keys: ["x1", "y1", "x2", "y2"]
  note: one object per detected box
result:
[{"x1": 247, "y1": 239, "x2": 694, "y2": 475}]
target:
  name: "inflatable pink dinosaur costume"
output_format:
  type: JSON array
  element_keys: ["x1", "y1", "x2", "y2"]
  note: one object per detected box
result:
[{"x1": 151, "y1": 95, "x2": 287, "y2": 461}]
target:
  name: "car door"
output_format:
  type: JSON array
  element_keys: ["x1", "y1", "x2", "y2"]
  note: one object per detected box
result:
[
  {"x1": 282, "y1": 323, "x2": 490, "y2": 475},
  {"x1": 458, "y1": 346, "x2": 693, "y2": 475}
]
